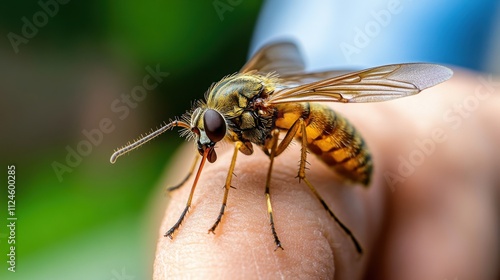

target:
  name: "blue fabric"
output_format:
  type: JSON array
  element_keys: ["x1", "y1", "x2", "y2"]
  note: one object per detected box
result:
[{"x1": 251, "y1": 0, "x2": 499, "y2": 72}]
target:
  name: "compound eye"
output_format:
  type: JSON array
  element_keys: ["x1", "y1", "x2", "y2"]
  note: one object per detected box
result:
[{"x1": 203, "y1": 109, "x2": 226, "y2": 142}]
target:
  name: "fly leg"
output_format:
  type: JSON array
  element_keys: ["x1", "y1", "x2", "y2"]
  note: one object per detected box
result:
[
  {"x1": 263, "y1": 117, "x2": 300, "y2": 157},
  {"x1": 297, "y1": 118, "x2": 363, "y2": 254},
  {"x1": 264, "y1": 129, "x2": 284, "y2": 250},
  {"x1": 165, "y1": 149, "x2": 209, "y2": 239},
  {"x1": 208, "y1": 142, "x2": 242, "y2": 234},
  {"x1": 260, "y1": 119, "x2": 302, "y2": 250},
  {"x1": 166, "y1": 154, "x2": 199, "y2": 193}
]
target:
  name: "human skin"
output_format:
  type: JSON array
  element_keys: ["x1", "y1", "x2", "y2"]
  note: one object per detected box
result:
[{"x1": 152, "y1": 69, "x2": 500, "y2": 279}]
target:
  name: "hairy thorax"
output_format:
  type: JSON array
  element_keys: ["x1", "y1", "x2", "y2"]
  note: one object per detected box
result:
[{"x1": 205, "y1": 73, "x2": 278, "y2": 146}]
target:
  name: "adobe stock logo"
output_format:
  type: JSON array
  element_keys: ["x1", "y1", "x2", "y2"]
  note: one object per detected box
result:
[
  {"x1": 339, "y1": 0, "x2": 403, "y2": 62},
  {"x1": 384, "y1": 75, "x2": 500, "y2": 191},
  {"x1": 7, "y1": 0, "x2": 71, "y2": 54},
  {"x1": 213, "y1": 0, "x2": 243, "y2": 21},
  {"x1": 51, "y1": 65, "x2": 169, "y2": 182}
]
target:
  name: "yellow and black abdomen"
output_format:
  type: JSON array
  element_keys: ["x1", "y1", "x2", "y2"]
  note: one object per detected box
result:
[{"x1": 274, "y1": 102, "x2": 372, "y2": 186}]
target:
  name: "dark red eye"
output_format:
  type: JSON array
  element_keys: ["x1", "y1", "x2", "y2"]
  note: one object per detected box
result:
[
  {"x1": 191, "y1": 127, "x2": 200, "y2": 135},
  {"x1": 203, "y1": 109, "x2": 226, "y2": 142}
]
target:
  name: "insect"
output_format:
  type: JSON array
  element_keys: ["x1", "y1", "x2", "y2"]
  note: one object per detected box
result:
[{"x1": 110, "y1": 42, "x2": 452, "y2": 253}]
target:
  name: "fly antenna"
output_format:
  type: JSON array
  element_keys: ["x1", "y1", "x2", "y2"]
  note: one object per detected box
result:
[{"x1": 110, "y1": 120, "x2": 190, "y2": 164}]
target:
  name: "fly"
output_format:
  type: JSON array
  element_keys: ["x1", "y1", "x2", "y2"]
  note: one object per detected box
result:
[{"x1": 110, "y1": 42, "x2": 453, "y2": 254}]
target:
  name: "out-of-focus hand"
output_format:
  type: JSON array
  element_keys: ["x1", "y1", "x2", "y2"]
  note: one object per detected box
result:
[{"x1": 152, "y1": 69, "x2": 500, "y2": 279}]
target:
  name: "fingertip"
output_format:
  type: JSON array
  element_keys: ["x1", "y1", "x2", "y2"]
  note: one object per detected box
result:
[{"x1": 153, "y1": 143, "x2": 375, "y2": 279}]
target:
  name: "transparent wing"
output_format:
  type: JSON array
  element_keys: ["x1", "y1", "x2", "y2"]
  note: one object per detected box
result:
[
  {"x1": 278, "y1": 70, "x2": 353, "y2": 87},
  {"x1": 240, "y1": 42, "x2": 305, "y2": 75},
  {"x1": 269, "y1": 63, "x2": 453, "y2": 104}
]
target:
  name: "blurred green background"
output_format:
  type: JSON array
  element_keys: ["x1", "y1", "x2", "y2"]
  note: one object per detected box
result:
[{"x1": 0, "y1": 1, "x2": 262, "y2": 279}]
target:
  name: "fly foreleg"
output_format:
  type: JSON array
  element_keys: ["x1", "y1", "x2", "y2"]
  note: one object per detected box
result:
[
  {"x1": 164, "y1": 149, "x2": 209, "y2": 239},
  {"x1": 297, "y1": 119, "x2": 363, "y2": 254},
  {"x1": 208, "y1": 142, "x2": 242, "y2": 234}
]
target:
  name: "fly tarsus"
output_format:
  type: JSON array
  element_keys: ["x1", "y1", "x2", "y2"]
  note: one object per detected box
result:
[
  {"x1": 208, "y1": 203, "x2": 226, "y2": 234},
  {"x1": 270, "y1": 212, "x2": 284, "y2": 251},
  {"x1": 303, "y1": 177, "x2": 363, "y2": 254},
  {"x1": 323, "y1": 203, "x2": 363, "y2": 254},
  {"x1": 164, "y1": 206, "x2": 190, "y2": 239}
]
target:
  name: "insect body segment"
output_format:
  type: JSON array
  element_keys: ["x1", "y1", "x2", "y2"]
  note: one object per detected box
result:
[
  {"x1": 274, "y1": 102, "x2": 372, "y2": 185},
  {"x1": 206, "y1": 73, "x2": 277, "y2": 147},
  {"x1": 110, "y1": 42, "x2": 452, "y2": 254}
]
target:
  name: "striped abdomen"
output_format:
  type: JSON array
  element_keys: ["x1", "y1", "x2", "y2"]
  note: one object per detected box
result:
[{"x1": 274, "y1": 102, "x2": 372, "y2": 186}]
